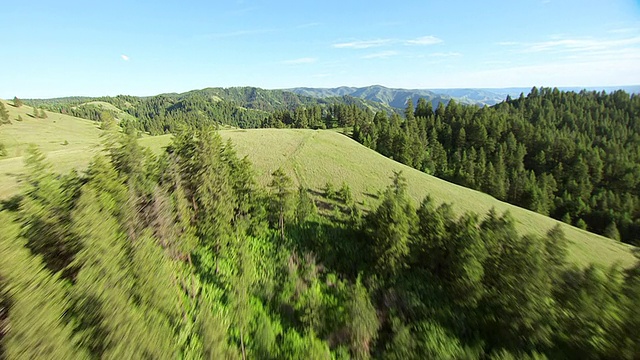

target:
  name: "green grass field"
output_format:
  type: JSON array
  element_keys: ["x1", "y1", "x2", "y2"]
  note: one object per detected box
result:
[
  {"x1": 0, "y1": 100, "x2": 103, "y2": 197},
  {"x1": 1, "y1": 102, "x2": 636, "y2": 268}
]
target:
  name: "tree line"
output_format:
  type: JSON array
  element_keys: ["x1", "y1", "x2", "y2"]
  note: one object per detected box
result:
[{"x1": 1, "y1": 126, "x2": 639, "y2": 358}]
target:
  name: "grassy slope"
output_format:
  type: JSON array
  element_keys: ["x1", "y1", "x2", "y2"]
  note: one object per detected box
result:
[
  {"x1": 221, "y1": 129, "x2": 635, "y2": 266},
  {"x1": 78, "y1": 101, "x2": 138, "y2": 123},
  {"x1": 1, "y1": 104, "x2": 635, "y2": 268},
  {"x1": 0, "y1": 100, "x2": 103, "y2": 197},
  {"x1": 141, "y1": 129, "x2": 637, "y2": 268}
]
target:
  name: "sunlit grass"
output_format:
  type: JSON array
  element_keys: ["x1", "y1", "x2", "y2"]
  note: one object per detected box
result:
[
  {"x1": 0, "y1": 100, "x2": 102, "y2": 197},
  {"x1": 219, "y1": 128, "x2": 637, "y2": 269}
]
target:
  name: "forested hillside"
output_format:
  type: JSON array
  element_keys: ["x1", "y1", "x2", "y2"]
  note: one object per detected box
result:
[
  {"x1": 289, "y1": 85, "x2": 503, "y2": 107},
  {"x1": 24, "y1": 87, "x2": 393, "y2": 135},
  {"x1": 1, "y1": 126, "x2": 639, "y2": 359},
  {"x1": 353, "y1": 88, "x2": 640, "y2": 245}
]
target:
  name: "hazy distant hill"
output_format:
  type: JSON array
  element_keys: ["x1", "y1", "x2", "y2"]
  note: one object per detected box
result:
[
  {"x1": 288, "y1": 85, "x2": 505, "y2": 108},
  {"x1": 288, "y1": 85, "x2": 640, "y2": 109}
]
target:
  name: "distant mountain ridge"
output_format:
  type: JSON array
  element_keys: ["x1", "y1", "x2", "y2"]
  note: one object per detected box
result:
[
  {"x1": 289, "y1": 85, "x2": 478, "y2": 108},
  {"x1": 288, "y1": 85, "x2": 640, "y2": 109}
]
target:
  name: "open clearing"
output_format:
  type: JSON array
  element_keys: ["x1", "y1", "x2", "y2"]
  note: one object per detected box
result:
[{"x1": 1, "y1": 102, "x2": 636, "y2": 268}]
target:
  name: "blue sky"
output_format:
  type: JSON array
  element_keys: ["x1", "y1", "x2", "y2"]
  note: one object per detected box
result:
[{"x1": 2, "y1": 0, "x2": 640, "y2": 98}]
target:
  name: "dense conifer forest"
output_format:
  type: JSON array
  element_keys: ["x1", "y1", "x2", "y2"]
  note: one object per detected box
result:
[
  {"x1": 352, "y1": 88, "x2": 640, "y2": 246},
  {"x1": 1, "y1": 121, "x2": 639, "y2": 358}
]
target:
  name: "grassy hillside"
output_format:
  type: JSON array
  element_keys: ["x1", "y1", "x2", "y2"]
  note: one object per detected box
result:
[
  {"x1": 1, "y1": 104, "x2": 636, "y2": 268},
  {"x1": 143, "y1": 129, "x2": 637, "y2": 268},
  {"x1": 78, "y1": 100, "x2": 138, "y2": 123},
  {"x1": 0, "y1": 100, "x2": 103, "y2": 197}
]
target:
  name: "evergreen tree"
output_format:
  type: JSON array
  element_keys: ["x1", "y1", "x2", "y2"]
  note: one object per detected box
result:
[
  {"x1": 0, "y1": 213, "x2": 87, "y2": 359},
  {"x1": 364, "y1": 171, "x2": 417, "y2": 279},
  {"x1": 296, "y1": 186, "x2": 317, "y2": 224},
  {"x1": 70, "y1": 157, "x2": 179, "y2": 358},
  {"x1": 19, "y1": 145, "x2": 81, "y2": 274},
  {"x1": 170, "y1": 128, "x2": 236, "y2": 255},
  {"x1": 268, "y1": 168, "x2": 294, "y2": 242},
  {"x1": 0, "y1": 102, "x2": 9, "y2": 124},
  {"x1": 13, "y1": 96, "x2": 23, "y2": 107},
  {"x1": 603, "y1": 221, "x2": 621, "y2": 241},
  {"x1": 346, "y1": 278, "x2": 379, "y2": 359}
]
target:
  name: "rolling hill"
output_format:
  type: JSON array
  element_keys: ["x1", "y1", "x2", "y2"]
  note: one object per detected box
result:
[
  {"x1": 1, "y1": 100, "x2": 635, "y2": 269},
  {"x1": 288, "y1": 85, "x2": 506, "y2": 107}
]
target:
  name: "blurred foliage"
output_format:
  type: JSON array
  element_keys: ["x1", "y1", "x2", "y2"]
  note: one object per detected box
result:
[{"x1": 0, "y1": 125, "x2": 639, "y2": 359}]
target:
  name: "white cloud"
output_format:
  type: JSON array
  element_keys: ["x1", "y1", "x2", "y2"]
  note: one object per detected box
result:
[
  {"x1": 429, "y1": 52, "x2": 461, "y2": 57},
  {"x1": 500, "y1": 35, "x2": 640, "y2": 54},
  {"x1": 362, "y1": 51, "x2": 398, "y2": 59},
  {"x1": 608, "y1": 27, "x2": 638, "y2": 34},
  {"x1": 283, "y1": 57, "x2": 317, "y2": 64},
  {"x1": 439, "y1": 56, "x2": 640, "y2": 88},
  {"x1": 204, "y1": 29, "x2": 276, "y2": 39},
  {"x1": 497, "y1": 41, "x2": 519, "y2": 46},
  {"x1": 332, "y1": 39, "x2": 392, "y2": 49},
  {"x1": 530, "y1": 37, "x2": 640, "y2": 53},
  {"x1": 297, "y1": 22, "x2": 321, "y2": 29},
  {"x1": 121, "y1": 54, "x2": 130, "y2": 61},
  {"x1": 405, "y1": 35, "x2": 443, "y2": 46}
]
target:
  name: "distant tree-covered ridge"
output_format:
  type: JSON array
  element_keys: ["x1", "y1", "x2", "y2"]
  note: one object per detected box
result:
[
  {"x1": 23, "y1": 87, "x2": 391, "y2": 134},
  {"x1": 1, "y1": 127, "x2": 639, "y2": 358},
  {"x1": 353, "y1": 87, "x2": 640, "y2": 245}
]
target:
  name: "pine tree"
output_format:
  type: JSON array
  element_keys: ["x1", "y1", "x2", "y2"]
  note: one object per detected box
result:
[
  {"x1": 364, "y1": 171, "x2": 417, "y2": 279},
  {"x1": 481, "y1": 232, "x2": 556, "y2": 352},
  {"x1": 70, "y1": 184, "x2": 143, "y2": 357},
  {"x1": 195, "y1": 296, "x2": 239, "y2": 359},
  {"x1": 0, "y1": 102, "x2": 9, "y2": 124},
  {"x1": 170, "y1": 128, "x2": 236, "y2": 253},
  {"x1": 19, "y1": 145, "x2": 81, "y2": 274},
  {"x1": 346, "y1": 277, "x2": 379, "y2": 360},
  {"x1": 99, "y1": 111, "x2": 116, "y2": 130},
  {"x1": 227, "y1": 229, "x2": 257, "y2": 360},
  {"x1": 296, "y1": 186, "x2": 317, "y2": 224},
  {"x1": 68, "y1": 157, "x2": 178, "y2": 358},
  {"x1": 269, "y1": 168, "x2": 294, "y2": 242},
  {"x1": 12, "y1": 96, "x2": 23, "y2": 107},
  {"x1": 0, "y1": 213, "x2": 87, "y2": 359},
  {"x1": 130, "y1": 231, "x2": 183, "y2": 354},
  {"x1": 603, "y1": 221, "x2": 621, "y2": 241}
]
